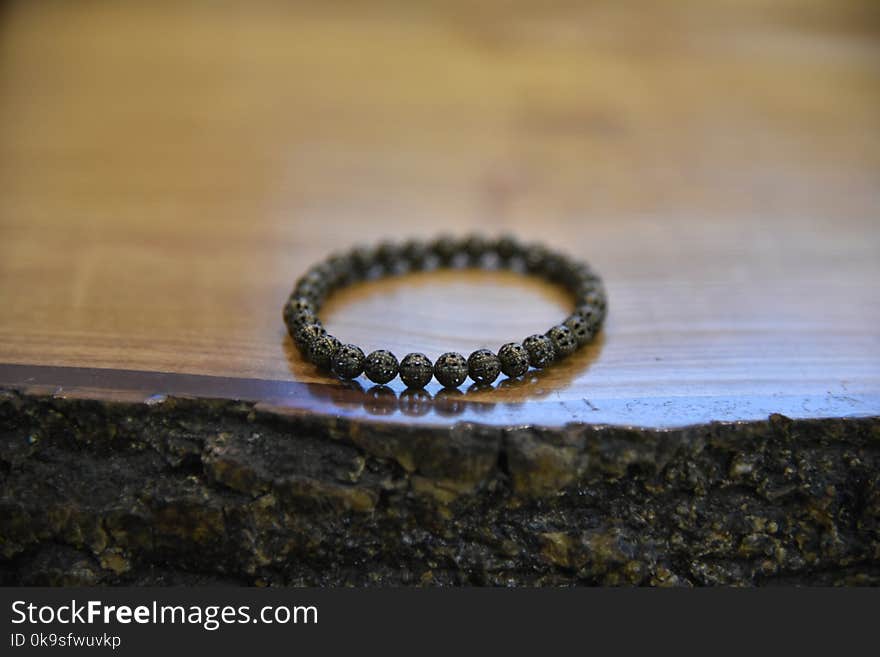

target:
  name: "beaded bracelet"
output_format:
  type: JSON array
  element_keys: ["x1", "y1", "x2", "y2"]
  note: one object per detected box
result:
[{"x1": 283, "y1": 235, "x2": 607, "y2": 389}]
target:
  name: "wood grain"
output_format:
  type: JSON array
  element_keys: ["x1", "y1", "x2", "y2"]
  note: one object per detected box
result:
[{"x1": 0, "y1": 0, "x2": 878, "y2": 427}]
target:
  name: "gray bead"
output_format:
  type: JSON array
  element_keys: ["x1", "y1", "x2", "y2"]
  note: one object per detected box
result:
[
  {"x1": 309, "y1": 334, "x2": 342, "y2": 370},
  {"x1": 293, "y1": 281, "x2": 324, "y2": 306},
  {"x1": 467, "y1": 349, "x2": 501, "y2": 385},
  {"x1": 541, "y1": 253, "x2": 569, "y2": 283},
  {"x1": 350, "y1": 246, "x2": 377, "y2": 275},
  {"x1": 330, "y1": 344, "x2": 365, "y2": 380},
  {"x1": 573, "y1": 304, "x2": 602, "y2": 332},
  {"x1": 524, "y1": 243, "x2": 550, "y2": 274},
  {"x1": 399, "y1": 353, "x2": 434, "y2": 389},
  {"x1": 297, "y1": 269, "x2": 330, "y2": 299},
  {"x1": 375, "y1": 241, "x2": 401, "y2": 271},
  {"x1": 324, "y1": 253, "x2": 354, "y2": 287},
  {"x1": 463, "y1": 234, "x2": 490, "y2": 261},
  {"x1": 573, "y1": 281, "x2": 604, "y2": 303},
  {"x1": 495, "y1": 235, "x2": 522, "y2": 261},
  {"x1": 523, "y1": 334, "x2": 555, "y2": 368},
  {"x1": 564, "y1": 313, "x2": 594, "y2": 346},
  {"x1": 364, "y1": 349, "x2": 399, "y2": 384},
  {"x1": 429, "y1": 235, "x2": 459, "y2": 263},
  {"x1": 285, "y1": 296, "x2": 316, "y2": 316},
  {"x1": 582, "y1": 291, "x2": 607, "y2": 319},
  {"x1": 294, "y1": 323, "x2": 326, "y2": 351},
  {"x1": 401, "y1": 239, "x2": 430, "y2": 270},
  {"x1": 285, "y1": 307, "x2": 319, "y2": 332},
  {"x1": 546, "y1": 324, "x2": 577, "y2": 358},
  {"x1": 498, "y1": 342, "x2": 529, "y2": 378},
  {"x1": 434, "y1": 352, "x2": 468, "y2": 388},
  {"x1": 567, "y1": 263, "x2": 600, "y2": 289}
]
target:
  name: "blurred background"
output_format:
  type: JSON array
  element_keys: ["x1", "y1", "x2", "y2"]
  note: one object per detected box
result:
[{"x1": 0, "y1": 0, "x2": 878, "y2": 425}]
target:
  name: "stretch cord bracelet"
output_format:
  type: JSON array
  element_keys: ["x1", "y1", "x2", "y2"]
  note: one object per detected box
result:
[{"x1": 283, "y1": 235, "x2": 607, "y2": 389}]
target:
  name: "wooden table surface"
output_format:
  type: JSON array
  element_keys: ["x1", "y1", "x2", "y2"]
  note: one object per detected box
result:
[{"x1": 1, "y1": 0, "x2": 878, "y2": 428}]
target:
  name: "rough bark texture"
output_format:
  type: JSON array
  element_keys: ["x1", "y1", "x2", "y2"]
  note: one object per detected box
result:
[{"x1": 1, "y1": 388, "x2": 878, "y2": 586}]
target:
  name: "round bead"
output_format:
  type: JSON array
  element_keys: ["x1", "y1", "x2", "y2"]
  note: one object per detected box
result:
[
  {"x1": 294, "y1": 323, "x2": 326, "y2": 351},
  {"x1": 375, "y1": 241, "x2": 401, "y2": 271},
  {"x1": 434, "y1": 352, "x2": 468, "y2": 388},
  {"x1": 495, "y1": 235, "x2": 522, "y2": 261},
  {"x1": 293, "y1": 281, "x2": 324, "y2": 306},
  {"x1": 564, "y1": 313, "x2": 594, "y2": 346},
  {"x1": 524, "y1": 243, "x2": 550, "y2": 273},
  {"x1": 309, "y1": 334, "x2": 341, "y2": 370},
  {"x1": 330, "y1": 344, "x2": 365, "y2": 380},
  {"x1": 364, "y1": 349, "x2": 399, "y2": 385},
  {"x1": 581, "y1": 291, "x2": 607, "y2": 318},
  {"x1": 285, "y1": 307, "x2": 319, "y2": 331},
  {"x1": 573, "y1": 304, "x2": 602, "y2": 333},
  {"x1": 546, "y1": 324, "x2": 577, "y2": 358},
  {"x1": 498, "y1": 342, "x2": 529, "y2": 378},
  {"x1": 399, "y1": 353, "x2": 434, "y2": 389},
  {"x1": 350, "y1": 246, "x2": 377, "y2": 274},
  {"x1": 285, "y1": 296, "x2": 315, "y2": 316},
  {"x1": 429, "y1": 235, "x2": 459, "y2": 263},
  {"x1": 467, "y1": 349, "x2": 501, "y2": 385},
  {"x1": 401, "y1": 239, "x2": 430, "y2": 270},
  {"x1": 323, "y1": 253, "x2": 354, "y2": 287},
  {"x1": 541, "y1": 253, "x2": 569, "y2": 282},
  {"x1": 523, "y1": 334, "x2": 555, "y2": 368},
  {"x1": 463, "y1": 234, "x2": 490, "y2": 261}
]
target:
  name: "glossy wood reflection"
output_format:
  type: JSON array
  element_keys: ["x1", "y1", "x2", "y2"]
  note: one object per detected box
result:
[{"x1": 0, "y1": 0, "x2": 878, "y2": 427}]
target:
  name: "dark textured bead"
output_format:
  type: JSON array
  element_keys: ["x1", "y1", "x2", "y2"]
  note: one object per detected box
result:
[
  {"x1": 573, "y1": 304, "x2": 602, "y2": 332},
  {"x1": 564, "y1": 313, "x2": 594, "y2": 346},
  {"x1": 434, "y1": 352, "x2": 468, "y2": 388},
  {"x1": 541, "y1": 252, "x2": 569, "y2": 282},
  {"x1": 297, "y1": 269, "x2": 331, "y2": 300},
  {"x1": 523, "y1": 334, "x2": 555, "y2": 368},
  {"x1": 285, "y1": 307, "x2": 319, "y2": 332},
  {"x1": 523, "y1": 243, "x2": 550, "y2": 274},
  {"x1": 350, "y1": 245, "x2": 377, "y2": 275},
  {"x1": 495, "y1": 234, "x2": 522, "y2": 260},
  {"x1": 467, "y1": 349, "x2": 501, "y2": 385},
  {"x1": 568, "y1": 263, "x2": 600, "y2": 287},
  {"x1": 309, "y1": 334, "x2": 342, "y2": 370},
  {"x1": 293, "y1": 281, "x2": 324, "y2": 307},
  {"x1": 375, "y1": 241, "x2": 401, "y2": 271},
  {"x1": 399, "y1": 353, "x2": 434, "y2": 389},
  {"x1": 401, "y1": 239, "x2": 430, "y2": 270},
  {"x1": 294, "y1": 323, "x2": 326, "y2": 351},
  {"x1": 317, "y1": 254, "x2": 351, "y2": 290},
  {"x1": 330, "y1": 344, "x2": 365, "y2": 380},
  {"x1": 463, "y1": 234, "x2": 490, "y2": 261},
  {"x1": 498, "y1": 342, "x2": 529, "y2": 378},
  {"x1": 573, "y1": 285, "x2": 602, "y2": 306},
  {"x1": 429, "y1": 235, "x2": 459, "y2": 263},
  {"x1": 582, "y1": 291, "x2": 607, "y2": 319},
  {"x1": 364, "y1": 349, "x2": 399, "y2": 385},
  {"x1": 546, "y1": 324, "x2": 577, "y2": 358},
  {"x1": 285, "y1": 296, "x2": 315, "y2": 316}
]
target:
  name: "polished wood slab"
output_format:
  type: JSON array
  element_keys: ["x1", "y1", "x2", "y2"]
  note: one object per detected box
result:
[{"x1": 0, "y1": 0, "x2": 878, "y2": 428}]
